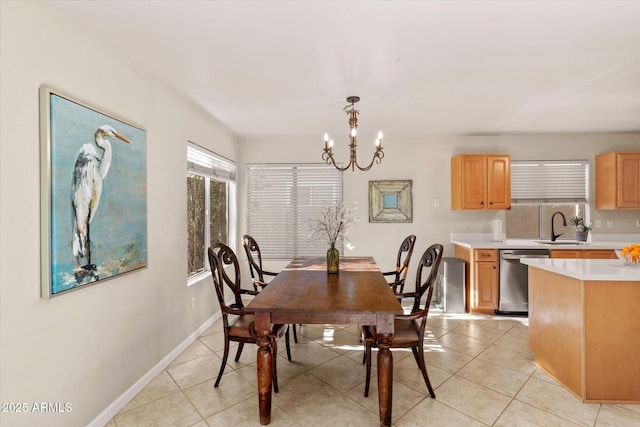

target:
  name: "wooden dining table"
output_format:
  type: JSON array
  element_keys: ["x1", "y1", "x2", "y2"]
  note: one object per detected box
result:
[{"x1": 246, "y1": 256, "x2": 403, "y2": 427}]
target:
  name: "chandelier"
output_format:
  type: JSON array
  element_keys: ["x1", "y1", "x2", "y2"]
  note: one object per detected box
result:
[{"x1": 322, "y1": 96, "x2": 384, "y2": 171}]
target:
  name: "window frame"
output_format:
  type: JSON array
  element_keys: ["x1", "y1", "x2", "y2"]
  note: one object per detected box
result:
[
  {"x1": 246, "y1": 163, "x2": 343, "y2": 260},
  {"x1": 187, "y1": 142, "x2": 236, "y2": 285},
  {"x1": 510, "y1": 160, "x2": 589, "y2": 204},
  {"x1": 506, "y1": 159, "x2": 589, "y2": 239}
]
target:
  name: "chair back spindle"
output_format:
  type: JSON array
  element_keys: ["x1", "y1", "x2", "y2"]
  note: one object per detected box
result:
[
  {"x1": 384, "y1": 235, "x2": 417, "y2": 294},
  {"x1": 243, "y1": 235, "x2": 278, "y2": 290},
  {"x1": 410, "y1": 243, "x2": 444, "y2": 314}
]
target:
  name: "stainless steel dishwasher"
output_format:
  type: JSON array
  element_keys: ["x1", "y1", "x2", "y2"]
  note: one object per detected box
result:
[{"x1": 497, "y1": 249, "x2": 550, "y2": 314}]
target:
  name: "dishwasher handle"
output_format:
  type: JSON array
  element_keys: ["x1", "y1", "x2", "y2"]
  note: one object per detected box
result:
[{"x1": 501, "y1": 253, "x2": 550, "y2": 260}]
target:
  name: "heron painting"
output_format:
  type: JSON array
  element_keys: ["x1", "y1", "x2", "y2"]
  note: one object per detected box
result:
[
  {"x1": 71, "y1": 125, "x2": 131, "y2": 280},
  {"x1": 40, "y1": 87, "x2": 147, "y2": 298}
]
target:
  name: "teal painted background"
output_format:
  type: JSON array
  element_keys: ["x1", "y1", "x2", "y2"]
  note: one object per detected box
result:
[{"x1": 48, "y1": 93, "x2": 147, "y2": 294}]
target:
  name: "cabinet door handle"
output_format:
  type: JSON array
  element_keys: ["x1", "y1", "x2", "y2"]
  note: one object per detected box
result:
[
  {"x1": 489, "y1": 201, "x2": 493, "y2": 205},
  {"x1": 481, "y1": 201, "x2": 484, "y2": 205}
]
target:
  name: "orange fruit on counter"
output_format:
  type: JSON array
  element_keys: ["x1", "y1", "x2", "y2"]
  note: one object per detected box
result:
[{"x1": 620, "y1": 244, "x2": 640, "y2": 264}]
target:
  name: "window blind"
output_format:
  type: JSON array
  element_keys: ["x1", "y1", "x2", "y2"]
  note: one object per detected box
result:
[
  {"x1": 511, "y1": 160, "x2": 588, "y2": 204},
  {"x1": 246, "y1": 164, "x2": 343, "y2": 259},
  {"x1": 187, "y1": 142, "x2": 236, "y2": 181}
]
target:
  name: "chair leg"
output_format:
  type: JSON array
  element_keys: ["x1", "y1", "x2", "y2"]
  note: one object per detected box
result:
[
  {"x1": 414, "y1": 345, "x2": 436, "y2": 398},
  {"x1": 364, "y1": 341, "x2": 372, "y2": 397},
  {"x1": 215, "y1": 335, "x2": 230, "y2": 387},
  {"x1": 271, "y1": 339, "x2": 279, "y2": 393},
  {"x1": 292, "y1": 323, "x2": 298, "y2": 343},
  {"x1": 411, "y1": 346, "x2": 420, "y2": 365},
  {"x1": 235, "y1": 342, "x2": 244, "y2": 362},
  {"x1": 285, "y1": 327, "x2": 292, "y2": 361}
]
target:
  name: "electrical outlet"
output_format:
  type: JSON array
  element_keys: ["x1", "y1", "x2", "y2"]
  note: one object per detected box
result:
[
  {"x1": 191, "y1": 297, "x2": 196, "y2": 309},
  {"x1": 595, "y1": 219, "x2": 601, "y2": 228},
  {"x1": 607, "y1": 219, "x2": 614, "y2": 228},
  {"x1": 636, "y1": 219, "x2": 640, "y2": 228}
]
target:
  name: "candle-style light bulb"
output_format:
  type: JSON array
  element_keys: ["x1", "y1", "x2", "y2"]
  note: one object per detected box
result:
[
  {"x1": 324, "y1": 133, "x2": 329, "y2": 142},
  {"x1": 350, "y1": 128, "x2": 357, "y2": 137},
  {"x1": 378, "y1": 131, "x2": 383, "y2": 140},
  {"x1": 329, "y1": 139, "x2": 334, "y2": 148}
]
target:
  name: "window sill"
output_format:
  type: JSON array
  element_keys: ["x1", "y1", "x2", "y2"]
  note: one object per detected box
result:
[{"x1": 187, "y1": 270, "x2": 210, "y2": 287}]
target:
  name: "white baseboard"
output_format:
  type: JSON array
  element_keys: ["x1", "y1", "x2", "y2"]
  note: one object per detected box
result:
[{"x1": 87, "y1": 313, "x2": 220, "y2": 427}]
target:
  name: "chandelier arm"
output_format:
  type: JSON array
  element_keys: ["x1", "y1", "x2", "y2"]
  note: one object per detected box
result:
[
  {"x1": 353, "y1": 149, "x2": 384, "y2": 171},
  {"x1": 323, "y1": 149, "x2": 353, "y2": 172}
]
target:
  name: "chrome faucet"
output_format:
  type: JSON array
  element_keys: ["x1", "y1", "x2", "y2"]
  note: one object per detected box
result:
[{"x1": 551, "y1": 211, "x2": 567, "y2": 241}]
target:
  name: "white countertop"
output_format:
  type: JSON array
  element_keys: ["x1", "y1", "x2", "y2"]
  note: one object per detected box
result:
[
  {"x1": 521, "y1": 258, "x2": 640, "y2": 281},
  {"x1": 450, "y1": 233, "x2": 638, "y2": 250}
]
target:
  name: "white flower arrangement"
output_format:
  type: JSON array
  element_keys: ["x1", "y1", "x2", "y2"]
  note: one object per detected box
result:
[{"x1": 307, "y1": 201, "x2": 358, "y2": 248}]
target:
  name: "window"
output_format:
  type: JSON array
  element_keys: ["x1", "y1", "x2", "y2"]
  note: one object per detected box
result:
[
  {"x1": 187, "y1": 142, "x2": 236, "y2": 279},
  {"x1": 506, "y1": 160, "x2": 588, "y2": 239},
  {"x1": 246, "y1": 164, "x2": 343, "y2": 259}
]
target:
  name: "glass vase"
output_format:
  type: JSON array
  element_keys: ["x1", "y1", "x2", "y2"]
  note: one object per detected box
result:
[{"x1": 327, "y1": 244, "x2": 339, "y2": 274}]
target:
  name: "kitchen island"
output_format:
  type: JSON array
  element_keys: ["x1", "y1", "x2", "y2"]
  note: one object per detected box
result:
[{"x1": 521, "y1": 258, "x2": 640, "y2": 403}]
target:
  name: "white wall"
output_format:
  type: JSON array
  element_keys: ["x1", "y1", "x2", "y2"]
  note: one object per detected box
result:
[
  {"x1": 239, "y1": 133, "x2": 640, "y2": 287},
  {"x1": 0, "y1": 2, "x2": 236, "y2": 426}
]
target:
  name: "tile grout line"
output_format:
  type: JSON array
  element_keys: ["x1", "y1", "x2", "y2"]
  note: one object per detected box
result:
[
  {"x1": 422, "y1": 315, "x2": 520, "y2": 426},
  {"x1": 488, "y1": 363, "x2": 540, "y2": 426}
]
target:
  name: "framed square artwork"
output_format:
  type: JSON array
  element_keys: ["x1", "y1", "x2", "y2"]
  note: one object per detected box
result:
[{"x1": 368, "y1": 180, "x2": 413, "y2": 223}]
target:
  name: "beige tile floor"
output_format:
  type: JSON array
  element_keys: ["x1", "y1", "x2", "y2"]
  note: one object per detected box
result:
[{"x1": 106, "y1": 309, "x2": 640, "y2": 426}]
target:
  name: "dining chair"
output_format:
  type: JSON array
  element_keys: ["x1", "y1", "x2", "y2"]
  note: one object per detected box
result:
[
  {"x1": 363, "y1": 243, "x2": 443, "y2": 398},
  {"x1": 243, "y1": 234, "x2": 299, "y2": 343},
  {"x1": 242, "y1": 235, "x2": 279, "y2": 291},
  {"x1": 208, "y1": 242, "x2": 291, "y2": 391},
  {"x1": 382, "y1": 235, "x2": 417, "y2": 294}
]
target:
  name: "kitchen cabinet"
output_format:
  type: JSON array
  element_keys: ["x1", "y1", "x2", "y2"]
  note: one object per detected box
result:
[
  {"x1": 474, "y1": 249, "x2": 499, "y2": 312},
  {"x1": 596, "y1": 152, "x2": 640, "y2": 210},
  {"x1": 549, "y1": 250, "x2": 581, "y2": 259},
  {"x1": 550, "y1": 249, "x2": 617, "y2": 259},
  {"x1": 451, "y1": 154, "x2": 511, "y2": 210},
  {"x1": 454, "y1": 245, "x2": 498, "y2": 314}
]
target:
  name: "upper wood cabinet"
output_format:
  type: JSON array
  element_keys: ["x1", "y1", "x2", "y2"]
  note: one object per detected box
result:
[
  {"x1": 451, "y1": 154, "x2": 511, "y2": 210},
  {"x1": 596, "y1": 152, "x2": 640, "y2": 210}
]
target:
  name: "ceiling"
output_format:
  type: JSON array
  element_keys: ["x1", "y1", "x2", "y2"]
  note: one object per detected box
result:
[{"x1": 50, "y1": 1, "x2": 640, "y2": 140}]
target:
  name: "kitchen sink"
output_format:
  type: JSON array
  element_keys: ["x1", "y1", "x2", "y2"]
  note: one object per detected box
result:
[{"x1": 534, "y1": 240, "x2": 592, "y2": 246}]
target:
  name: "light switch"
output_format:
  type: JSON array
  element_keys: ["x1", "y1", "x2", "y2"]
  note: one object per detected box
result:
[
  {"x1": 433, "y1": 198, "x2": 440, "y2": 208},
  {"x1": 595, "y1": 220, "x2": 601, "y2": 228},
  {"x1": 607, "y1": 219, "x2": 614, "y2": 228}
]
